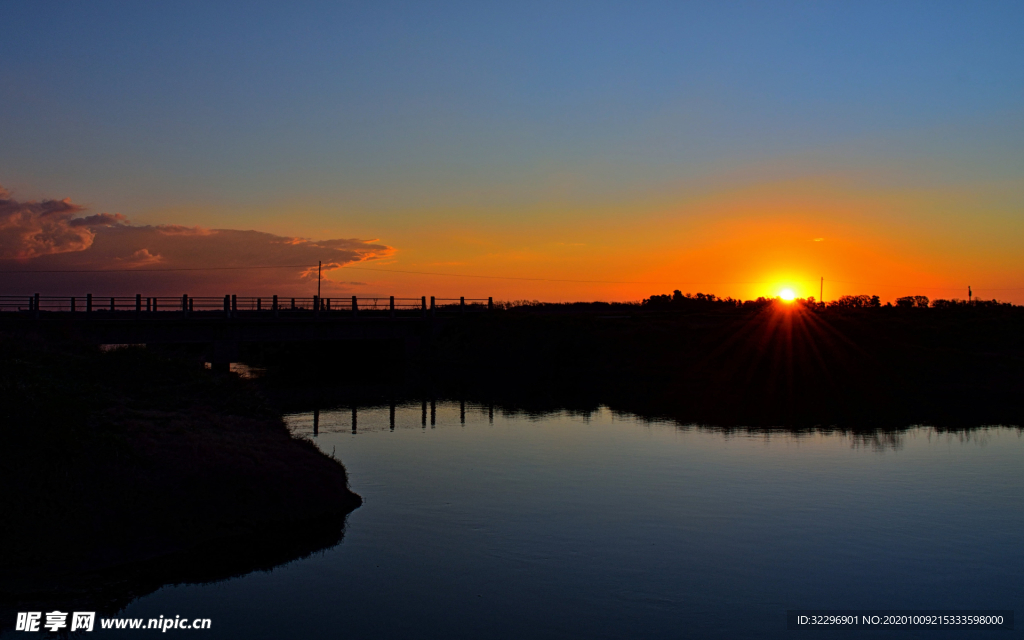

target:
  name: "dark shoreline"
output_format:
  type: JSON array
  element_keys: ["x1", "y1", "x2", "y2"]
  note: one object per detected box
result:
[
  {"x1": 247, "y1": 300, "x2": 1024, "y2": 433},
  {"x1": 0, "y1": 333, "x2": 362, "y2": 614},
  {"x1": 412, "y1": 301, "x2": 1024, "y2": 429},
  {"x1": 221, "y1": 300, "x2": 1024, "y2": 430}
]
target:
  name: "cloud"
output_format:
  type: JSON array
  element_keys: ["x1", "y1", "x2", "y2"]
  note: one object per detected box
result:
[
  {"x1": 0, "y1": 186, "x2": 126, "y2": 259},
  {"x1": 0, "y1": 185, "x2": 394, "y2": 295},
  {"x1": 813, "y1": 237, "x2": 824, "y2": 242},
  {"x1": 115, "y1": 248, "x2": 164, "y2": 267}
]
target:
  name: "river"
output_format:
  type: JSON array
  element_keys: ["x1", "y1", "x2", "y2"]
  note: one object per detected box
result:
[{"x1": 97, "y1": 403, "x2": 1022, "y2": 639}]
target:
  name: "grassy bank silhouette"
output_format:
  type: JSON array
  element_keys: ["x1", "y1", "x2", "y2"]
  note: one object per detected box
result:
[
  {"x1": 0, "y1": 333, "x2": 361, "y2": 608},
  {"x1": 420, "y1": 294, "x2": 1024, "y2": 428}
]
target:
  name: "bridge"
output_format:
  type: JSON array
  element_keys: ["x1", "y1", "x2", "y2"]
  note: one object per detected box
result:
[{"x1": 2, "y1": 294, "x2": 493, "y2": 370}]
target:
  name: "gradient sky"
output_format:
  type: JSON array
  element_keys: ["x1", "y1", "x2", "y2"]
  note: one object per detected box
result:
[{"x1": 2, "y1": 1, "x2": 1022, "y2": 301}]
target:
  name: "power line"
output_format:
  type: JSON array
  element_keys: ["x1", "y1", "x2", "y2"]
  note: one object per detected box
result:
[
  {"x1": 827, "y1": 280, "x2": 1024, "y2": 291},
  {"x1": 2, "y1": 263, "x2": 1021, "y2": 291},
  {"x1": 0, "y1": 262, "x2": 799, "y2": 286},
  {"x1": 0, "y1": 264, "x2": 314, "y2": 273},
  {"x1": 340, "y1": 265, "x2": 787, "y2": 286}
]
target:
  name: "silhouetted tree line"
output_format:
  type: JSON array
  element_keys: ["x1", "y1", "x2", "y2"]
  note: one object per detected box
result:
[
  {"x1": 637, "y1": 290, "x2": 1018, "y2": 311},
  {"x1": 643, "y1": 290, "x2": 756, "y2": 308},
  {"x1": 486, "y1": 292, "x2": 1019, "y2": 315},
  {"x1": 826, "y1": 294, "x2": 1015, "y2": 310}
]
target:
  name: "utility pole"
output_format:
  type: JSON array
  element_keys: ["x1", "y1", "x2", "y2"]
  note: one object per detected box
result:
[
  {"x1": 820, "y1": 277, "x2": 823, "y2": 305},
  {"x1": 317, "y1": 261, "x2": 322, "y2": 301},
  {"x1": 968, "y1": 285, "x2": 972, "y2": 303}
]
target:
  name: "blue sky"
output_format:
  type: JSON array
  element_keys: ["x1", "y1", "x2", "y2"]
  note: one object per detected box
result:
[{"x1": 2, "y1": 1, "x2": 1022, "y2": 299}]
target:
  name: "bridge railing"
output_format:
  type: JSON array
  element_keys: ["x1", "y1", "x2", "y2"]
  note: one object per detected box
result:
[{"x1": 1, "y1": 294, "x2": 495, "y2": 318}]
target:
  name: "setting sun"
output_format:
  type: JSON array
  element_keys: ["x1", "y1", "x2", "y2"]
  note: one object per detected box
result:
[{"x1": 779, "y1": 288, "x2": 796, "y2": 301}]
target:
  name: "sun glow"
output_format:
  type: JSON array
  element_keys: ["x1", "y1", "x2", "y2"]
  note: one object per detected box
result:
[{"x1": 779, "y1": 288, "x2": 796, "y2": 301}]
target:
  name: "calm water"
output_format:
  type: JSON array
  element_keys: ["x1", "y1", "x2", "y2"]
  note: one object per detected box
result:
[{"x1": 103, "y1": 404, "x2": 1021, "y2": 639}]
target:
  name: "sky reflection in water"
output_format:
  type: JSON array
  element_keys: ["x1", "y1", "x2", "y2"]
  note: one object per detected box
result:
[{"x1": 109, "y1": 405, "x2": 1022, "y2": 639}]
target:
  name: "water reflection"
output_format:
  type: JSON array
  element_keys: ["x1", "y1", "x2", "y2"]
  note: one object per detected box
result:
[
  {"x1": 283, "y1": 400, "x2": 1021, "y2": 452},
  {"x1": 62, "y1": 402, "x2": 1022, "y2": 640},
  {"x1": 0, "y1": 515, "x2": 351, "y2": 633}
]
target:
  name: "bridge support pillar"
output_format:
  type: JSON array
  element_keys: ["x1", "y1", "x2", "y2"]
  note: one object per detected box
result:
[{"x1": 208, "y1": 341, "x2": 239, "y2": 375}]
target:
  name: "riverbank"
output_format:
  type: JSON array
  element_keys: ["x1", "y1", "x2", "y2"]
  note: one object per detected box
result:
[
  {"x1": 419, "y1": 301, "x2": 1024, "y2": 427},
  {"x1": 0, "y1": 332, "x2": 361, "y2": 607}
]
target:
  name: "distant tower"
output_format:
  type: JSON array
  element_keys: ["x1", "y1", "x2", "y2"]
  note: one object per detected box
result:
[{"x1": 968, "y1": 285, "x2": 972, "y2": 303}]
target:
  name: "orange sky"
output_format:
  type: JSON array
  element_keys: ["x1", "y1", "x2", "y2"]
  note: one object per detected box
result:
[
  {"x1": 296, "y1": 176, "x2": 1023, "y2": 304},
  {"x1": 3, "y1": 174, "x2": 1022, "y2": 304}
]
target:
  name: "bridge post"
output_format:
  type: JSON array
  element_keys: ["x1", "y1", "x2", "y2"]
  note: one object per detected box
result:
[
  {"x1": 182, "y1": 294, "x2": 188, "y2": 317},
  {"x1": 291, "y1": 298, "x2": 295, "y2": 311},
  {"x1": 352, "y1": 296, "x2": 358, "y2": 318},
  {"x1": 313, "y1": 295, "x2": 320, "y2": 318},
  {"x1": 421, "y1": 400, "x2": 427, "y2": 427},
  {"x1": 326, "y1": 298, "x2": 331, "y2": 313},
  {"x1": 231, "y1": 295, "x2": 237, "y2": 314},
  {"x1": 71, "y1": 297, "x2": 76, "y2": 314},
  {"x1": 110, "y1": 297, "x2": 115, "y2": 313},
  {"x1": 351, "y1": 406, "x2": 357, "y2": 434},
  {"x1": 34, "y1": 293, "x2": 40, "y2": 319},
  {"x1": 421, "y1": 296, "x2": 426, "y2": 318},
  {"x1": 87, "y1": 294, "x2": 93, "y2": 314},
  {"x1": 273, "y1": 295, "x2": 278, "y2": 317},
  {"x1": 488, "y1": 297, "x2": 493, "y2": 311},
  {"x1": 223, "y1": 295, "x2": 230, "y2": 318},
  {"x1": 390, "y1": 296, "x2": 395, "y2": 319},
  {"x1": 257, "y1": 297, "x2": 262, "y2": 312},
  {"x1": 389, "y1": 401, "x2": 395, "y2": 430},
  {"x1": 136, "y1": 294, "x2": 142, "y2": 317},
  {"x1": 460, "y1": 296, "x2": 465, "y2": 313},
  {"x1": 430, "y1": 296, "x2": 435, "y2": 318}
]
